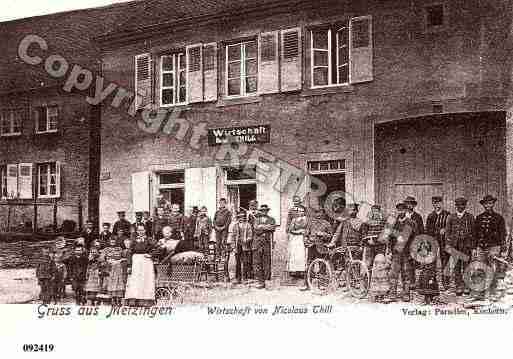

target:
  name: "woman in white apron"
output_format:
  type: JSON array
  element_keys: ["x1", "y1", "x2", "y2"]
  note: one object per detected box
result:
[
  {"x1": 125, "y1": 224, "x2": 156, "y2": 307},
  {"x1": 287, "y1": 206, "x2": 308, "y2": 276}
]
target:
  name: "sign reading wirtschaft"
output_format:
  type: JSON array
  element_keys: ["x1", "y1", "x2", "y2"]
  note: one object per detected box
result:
[{"x1": 207, "y1": 125, "x2": 270, "y2": 146}]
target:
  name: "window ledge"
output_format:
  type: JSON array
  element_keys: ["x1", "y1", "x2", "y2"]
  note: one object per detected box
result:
[
  {"x1": 37, "y1": 196, "x2": 60, "y2": 200},
  {"x1": 35, "y1": 130, "x2": 59, "y2": 135},
  {"x1": 217, "y1": 96, "x2": 261, "y2": 108},
  {"x1": 301, "y1": 85, "x2": 354, "y2": 97},
  {"x1": 0, "y1": 133, "x2": 22, "y2": 138}
]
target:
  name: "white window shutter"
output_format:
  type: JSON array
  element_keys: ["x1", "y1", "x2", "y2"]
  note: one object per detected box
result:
[
  {"x1": 258, "y1": 31, "x2": 279, "y2": 94},
  {"x1": 350, "y1": 15, "x2": 373, "y2": 84},
  {"x1": 18, "y1": 163, "x2": 33, "y2": 199},
  {"x1": 257, "y1": 167, "x2": 281, "y2": 225},
  {"x1": 185, "y1": 167, "x2": 218, "y2": 218},
  {"x1": 203, "y1": 43, "x2": 218, "y2": 102},
  {"x1": 6, "y1": 164, "x2": 18, "y2": 198},
  {"x1": 131, "y1": 171, "x2": 150, "y2": 213},
  {"x1": 135, "y1": 54, "x2": 152, "y2": 110},
  {"x1": 55, "y1": 161, "x2": 61, "y2": 198},
  {"x1": 185, "y1": 168, "x2": 203, "y2": 213},
  {"x1": 202, "y1": 167, "x2": 217, "y2": 218},
  {"x1": 280, "y1": 28, "x2": 302, "y2": 92},
  {"x1": 186, "y1": 44, "x2": 204, "y2": 103}
]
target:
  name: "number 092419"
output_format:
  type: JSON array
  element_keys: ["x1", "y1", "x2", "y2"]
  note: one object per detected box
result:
[{"x1": 22, "y1": 344, "x2": 55, "y2": 352}]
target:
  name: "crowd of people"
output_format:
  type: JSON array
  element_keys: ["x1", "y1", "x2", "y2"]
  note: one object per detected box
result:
[
  {"x1": 35, "y1": 198, "x2": 278, "y2": 306},
  {"x1": 35, "y1": 192, "x2": 512, "y2": 306},
  {"x1": 287, "y1": 194, "x2": 511, "y2": 305}
]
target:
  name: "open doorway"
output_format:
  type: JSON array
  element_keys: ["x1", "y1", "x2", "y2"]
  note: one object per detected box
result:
[
  {"x1": 308, "y1": 159, "x2": 346, "y2": 224},
  {"x1": 227, "y1": 184, "x2": 257, "y2": 212}
]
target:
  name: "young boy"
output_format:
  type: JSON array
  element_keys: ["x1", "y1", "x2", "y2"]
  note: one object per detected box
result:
[
  {"x1": 52, "y1": 252, "x2": 68, "y2": 304},
  {"x1": 36, "y1": 247, "x2": 57, "y2": 304},
  {"x1": 65, "y1": 245, "x2": 88, "y2": 305},
  {"x1": 99, "y1": 222, "x2": 112, "y2": 249},
  {"x1": 194, "y1": 206, "x2": 213, "y2": 252}
]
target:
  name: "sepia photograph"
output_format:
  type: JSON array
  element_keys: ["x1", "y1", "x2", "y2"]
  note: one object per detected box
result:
[{"x1": 1, "y1": 0, "x2": 512, "y2": 356}]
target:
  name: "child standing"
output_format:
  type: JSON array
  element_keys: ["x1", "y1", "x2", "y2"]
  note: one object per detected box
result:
[
  {"x1": 65, "y1": 245, "x2": 88, "y2": 305},
  {"x1": 99, "y1": 222, "x2": 112, "y2": 249},
  {"x1": 370, "y1": 253, "x2": 391, "y2": 303},
  {"x1": 102, "y1": 237, "x2": 126, "y2": 306},
  {"x1": 36, "y1": 247, "x2": 56, "y2": 304},
  {"x1": 84, "y1": 247, "x2": 103, "y2": 306},
  {"x1": 194, "y1": 206, "x2": 213, "y2": 252},
  {"x1": 52, "y1": 252, "x2": 68, "y2": 304}
]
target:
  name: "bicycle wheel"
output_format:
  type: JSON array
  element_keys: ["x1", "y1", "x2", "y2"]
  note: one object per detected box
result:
[
  {"x1": 155, "y1": 287, "x2": 173, "y2": 307},
  {"x1": 346, "y1": 260, "x2": 370, "y2": 299},
  {"x1": 307, "y1": 258, "x2": 334, "y2": 294}
]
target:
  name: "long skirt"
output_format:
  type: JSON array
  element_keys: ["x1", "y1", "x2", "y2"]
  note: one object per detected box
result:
[
  {"x1": 84, "y1": 268, "x2": 101, "y2": 293},
  {"x1": 105, "y1": 260, "x2": 126, "y2": 298},
  {"x1": 125, "y1": 254, "x2": 155, "y2": 301},
  {"x1": 287, "y1": 234, "x2": 306, "y2": 272}
]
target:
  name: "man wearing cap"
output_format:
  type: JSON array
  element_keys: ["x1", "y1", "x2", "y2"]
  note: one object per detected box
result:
[
  {"x1": 386, "y1": 202, "x2": 417, "y2": 302},
  {"x1": 228, "y1": 210, "x2": 254, "y2": 284},
  {"x1": 426, "y1": 196, "x2": 450, "y2": 289},
  {"x1": 404, "y1": 196, "x2": 424, "y2": 234},
  {"x1": 472, "y1": 195, "x2": 506, "y2": 300},
  {"x1": 445, "y1": 197, "x2": 475, "y2": 296},
  {"x1": 113, "y1": 211, "x2": 131, "y2": 239},
  {"x1": 253, "y1": 204, "x2": 276, "y2": 288}
]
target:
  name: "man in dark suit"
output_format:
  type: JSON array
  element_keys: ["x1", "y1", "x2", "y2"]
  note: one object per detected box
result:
[
  {"x1": 472, "y1": 195, "x2": 506, "y2": 301},
  {"x1": 426, "y1": 196, "x2": 450, "y2": 289}
]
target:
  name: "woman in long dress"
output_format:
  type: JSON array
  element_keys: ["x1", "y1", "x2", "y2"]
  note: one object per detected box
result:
[
  {"x1": 287, "y1": 206, "x2": 308, "y2": 276},
  {"x1": 125, "y1": 224, "x2": 156, "y2": 307}
]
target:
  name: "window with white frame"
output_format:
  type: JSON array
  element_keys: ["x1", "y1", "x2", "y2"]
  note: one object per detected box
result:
[
  {"x1": 36, "y1": 106, "x2": 58, "y2": 133},
  {"x1": 38, "y1": 162, "x2": 59, "y2": 198},
  {"x1": 226, "y1": 40, "x2": 258, "y2": 97},
  {"x1": 0, "y1": 166, "x2": 6, "y2": 198},
  {"x1": 310, "y1": 23, "x2": 349, "y2": 87},
  {"x1": 160, "y1": 53, "x2": 187, "y2": 106},
  {"x1": 0, "y1": 109, "x2": 22, "y2": 136}
]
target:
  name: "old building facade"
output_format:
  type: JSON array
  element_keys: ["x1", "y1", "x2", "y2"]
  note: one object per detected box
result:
[
  {"x1": 97, "y1": 0, "x2": 513, "y2": 267},
  {"x1": 0, "y1": 4, "x2": 135, "y2": 232}
]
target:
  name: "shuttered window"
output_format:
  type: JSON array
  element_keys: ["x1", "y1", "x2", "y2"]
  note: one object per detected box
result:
[
  {"x1": 38, "y1": 162, "x2": 60, "y2": 198},
  {"x1": 0, "y1": 110, "x2": 22, "y2": 136},
  {"x1": 280, "y1": 28, "x2": 302, "y2": 92},
  {"x1": 0, "y1": 166, "x2": 6, "y2": 199},
  {"x1": 135, "y1": 54, "x2": 153, "y2": 109},
  {"x1": 160, "y1": 53, "x2": 187, "y2": 106},
  {"x1": 310, "y1": 24, "x2": 349, "y2": 87},
  {"x1": 310, "y1": 16, "x2": 373, "y2": 87},
  {"x1": 226, "y1": 40, "x2": 258, "y2": 97}
]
